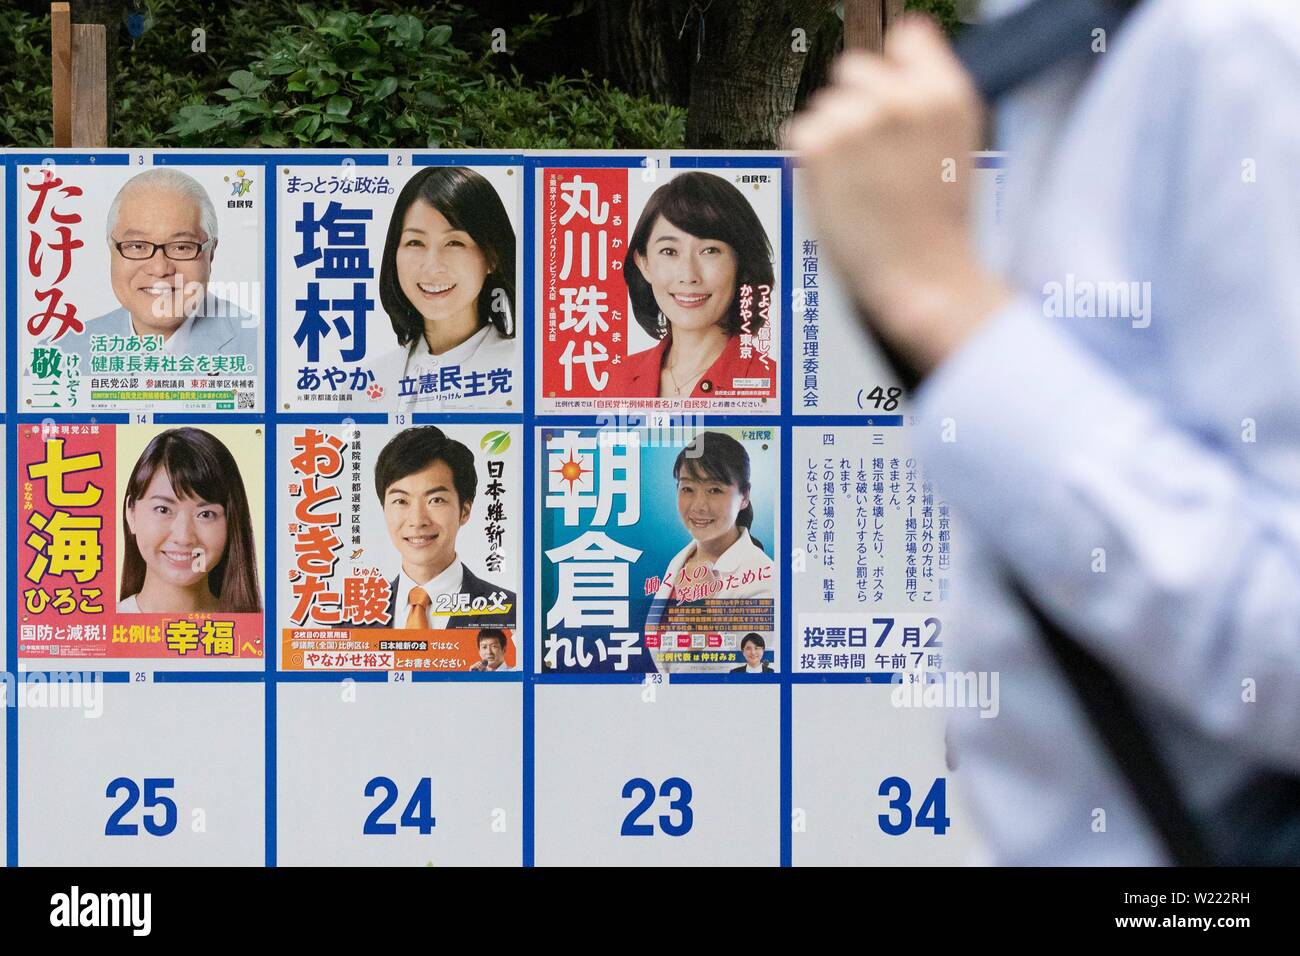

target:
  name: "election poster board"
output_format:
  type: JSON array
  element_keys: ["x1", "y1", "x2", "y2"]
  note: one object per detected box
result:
[
  {"x1": 276, "y1": 159, "x2": 523, "y2": 412},
  {"x1": 15, "y1": 421, "x2": 266, "y2": 670},
  {"x1": 0, "y1": 147, "x2": 1000, "y2": 868},
  {"x1": 539, "y1": 424, "x2": 779, "y2": 674},
  {"x1": 16, "y1": 159, "x2": 265, "y2": 413},
  {"x1": 277, "y1": 421, "x2": 521, "y2": 672},
  {"x1": 536, "y1": 163, "x2": 781, "y2": 415}
]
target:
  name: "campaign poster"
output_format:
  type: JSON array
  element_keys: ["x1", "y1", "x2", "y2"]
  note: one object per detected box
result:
[
  {"x1": 792, "y1": 426, "x2": 949, "y2": 677},
  {"x1": 17, "y1": 422, "x2": 266, "y2": 665},
  {"x1": 277, "y1": 160, "x2": 522, "y2": 412},
  {"x1": 537, "y1": 163, "x2": 781, "y2": 415},
  {"x1": 278, "y1": 422, "x2": 521, "y2": 672},
  {"x1": 539, "y1": 425, "x2": 780, "y2": 674},
  {"x1": 17, "y1": 160, "x2": 264, "y2": 412},
  {"x1": 792, "y1": 154, "x2": 1007, "y2": 415}
]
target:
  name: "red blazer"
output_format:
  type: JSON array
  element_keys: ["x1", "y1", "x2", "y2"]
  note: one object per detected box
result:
[{"x1": 621, "y1": 331, "x2": 777, "y2": 399}]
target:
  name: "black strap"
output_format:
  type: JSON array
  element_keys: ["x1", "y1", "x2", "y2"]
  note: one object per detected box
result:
[
  {"x1": 858, "y1": 0, "x2": 1216, "y2": 864},
  {"x1": 1008, "y1": 581, "x2": 1214, "y2": 864},
  {"x1": 953, "y1": 0, "x2": 1138, "y2": 102}
]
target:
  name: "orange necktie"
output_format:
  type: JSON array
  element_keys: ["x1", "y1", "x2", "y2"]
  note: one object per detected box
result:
[{"x1": 404, "y1": 586, "x2": 431, "y2": 630}]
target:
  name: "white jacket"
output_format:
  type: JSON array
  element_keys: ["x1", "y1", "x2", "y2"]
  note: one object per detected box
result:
[{"x1": 647, "y1": 527, "x2": 775, "y2": 629}]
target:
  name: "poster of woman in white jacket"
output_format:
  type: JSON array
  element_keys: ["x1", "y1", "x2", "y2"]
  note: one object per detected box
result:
[{"x1": 645, "y1": 430, "x2": 777, "y2": 673}]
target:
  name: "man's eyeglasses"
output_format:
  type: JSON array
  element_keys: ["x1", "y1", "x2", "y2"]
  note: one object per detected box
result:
[{"x1": 112, "y1": 237, "x2": 214, "y2": 261}]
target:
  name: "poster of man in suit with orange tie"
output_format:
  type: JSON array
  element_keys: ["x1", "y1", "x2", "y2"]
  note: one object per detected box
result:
[{"x1": 372, "y1": 426, "x2": 516, "y2": 631}]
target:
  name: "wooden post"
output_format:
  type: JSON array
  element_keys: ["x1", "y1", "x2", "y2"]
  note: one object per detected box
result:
[
  {"x1": 51, "y1": 2, "x2": 72, "y2": 146},
  {"x1": 51, "y1": 2, "x2": 108, "y2": 147},
  {"x1": 843, "y1": 0, "x2": 883, "y2": 52},
  {"x1": 71, "y1": 24, "x2": 108, "y2": 146},
  {"x1": 884, "y1": 0, "x2": 907, "y2": 31},
  {"x1": 843, "y1": 0, "x2": 906, "y2": 53}
]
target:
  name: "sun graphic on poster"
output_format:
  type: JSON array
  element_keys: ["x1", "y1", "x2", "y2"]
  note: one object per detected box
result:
[{"x1": 552, "y1": 452, "x2": 590, "y2": 490}]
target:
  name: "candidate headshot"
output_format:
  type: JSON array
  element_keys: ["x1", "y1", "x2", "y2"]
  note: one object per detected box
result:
[
  {"x1": 622, "y1": 172, "x2": 776, "y2": 398},
  {"x1": 646, "y1": 432, "x2": 775, "y2": 635},
  {"x1": 61, "y1": 168, "x2": 259, "y2": 367},
  {"x1": 469, "y1": 628, "x2": 512, "y2": 672},
  {"x1": 731, "y1": 633, "x2": 773, "y2": 673},
  {"x1": 119, "y1": 427, "x2": 261, "y2": 615},
  {"x1": 377, "y1": 166, "x2": 516, "y2": 402},
  {"x1": 371, "y1": 426, "x2": 516, "y2": 629}
]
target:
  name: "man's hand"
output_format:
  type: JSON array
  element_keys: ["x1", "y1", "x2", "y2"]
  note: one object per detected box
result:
[{"x1": 786, "y1": 15, "x2": 1010, "y2": 377}]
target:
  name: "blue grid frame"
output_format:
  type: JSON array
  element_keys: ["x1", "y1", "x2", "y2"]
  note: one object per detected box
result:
[{"x1": 1, "y1": 148, "x2": 910, "y2": 869}]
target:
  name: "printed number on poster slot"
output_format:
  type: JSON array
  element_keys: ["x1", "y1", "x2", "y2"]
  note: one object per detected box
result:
[
  {"x1": 878, "y1": 777, "x2": 950, "y2": 836},
  {"x1": 362, "y1": 776, "x2": 437, "y2": 835},
  {"x1": 105, "y1": 777, "x2": 178, "y2": 837},
  {"x1": 620, "y1": 777, "x2": 694, "y2": 837}
]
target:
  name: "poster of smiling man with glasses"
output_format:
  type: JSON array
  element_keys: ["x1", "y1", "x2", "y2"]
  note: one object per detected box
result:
[{"x1": 19, "y1": 162, "x2": 264, "y2": 412}]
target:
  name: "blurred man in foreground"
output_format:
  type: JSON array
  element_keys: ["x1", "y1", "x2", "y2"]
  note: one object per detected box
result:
[{"x1": 789, "y1": 1, "x2": 1300, "y2": 863}]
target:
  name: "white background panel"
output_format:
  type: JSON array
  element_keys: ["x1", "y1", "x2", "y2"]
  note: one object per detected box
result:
[
  {"x1": 18, "y1": 681, "x2": 264, "y2": 865},
  {"x1": 275, "y1": 680, "x2": 521, "y2": 865},
  {"x1": 792, "y1": 684, "x2": 985, "y2": 865},
  {"x1": 535, "y1": 682, "x2": 779, "y2": 866}
]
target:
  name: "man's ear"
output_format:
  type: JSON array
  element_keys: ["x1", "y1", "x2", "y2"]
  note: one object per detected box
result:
[
  {"x1": 208, "y1": 237, "x2": 218, "y2": 266},
  {"x1": 459, "y1": 499, "x2": 473, "y2": 527}
]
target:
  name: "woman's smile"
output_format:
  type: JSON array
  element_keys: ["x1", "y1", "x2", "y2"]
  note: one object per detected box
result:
[
  {"x1": 670, "y1": 291, "x2": 712, "y2": 308},
  {"x1": 160, "y1": 548, "x2": 198, "y2": 568},
  {"x1": 415, "y1": 281, "x2": 457, "y2": 298}
]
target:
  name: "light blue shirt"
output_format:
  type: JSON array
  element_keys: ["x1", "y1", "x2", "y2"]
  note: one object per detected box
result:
[{"x1": 912, "y1": 0, "x2": 1300, "y2": 863}]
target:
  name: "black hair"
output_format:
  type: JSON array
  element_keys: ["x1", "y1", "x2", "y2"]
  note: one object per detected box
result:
[
  {"x1": 374, "y1": 426, "x2": 477, "y2": 507},
  {"x1": 477, "y1": 628, "x2": 507, "y2": 650},
  {"x1": 379, "y1": 166, "x2": 516, "y2": 347},
  {"x1": 741, "y1": 632, "x2": 765, "y2": 650},
  {"x1": 624, "y1": 171, "x2": 774, "y2": 340},
  {"x1": 672, "y1": 430, "x2": 764, "y2": 553}
]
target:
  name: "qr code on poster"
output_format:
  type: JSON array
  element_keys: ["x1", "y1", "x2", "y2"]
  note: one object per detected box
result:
[{"x1": 237, "y1": 392, "x2": 254, "y2": 409}]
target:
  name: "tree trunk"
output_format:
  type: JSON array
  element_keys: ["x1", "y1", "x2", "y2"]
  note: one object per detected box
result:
[
  {"x1": 685, "y1": 0, "x2": 837, "y2": 149},
  {"x1": 794, "y1": 8, "x2": 843, "y2": 112},
  {"x1": 595, "y1": 0, "x2": 695, "y2": 107}
]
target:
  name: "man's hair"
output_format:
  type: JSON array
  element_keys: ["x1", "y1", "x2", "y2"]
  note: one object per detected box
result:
[
  {"x1": 477, "y1": 628, "x2": 507, "y2": 650},
  {"x1": 106, "y1": 168, "x2": 219, "y2": 245},
  {"x1": 740, "y1": 632, "x2": 765, "y2": 650},
  {"x1": 374, "y1": 426, "x2": 477, "y2": 506}
]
